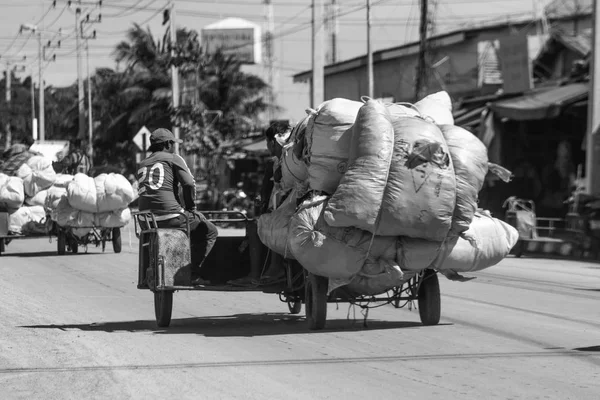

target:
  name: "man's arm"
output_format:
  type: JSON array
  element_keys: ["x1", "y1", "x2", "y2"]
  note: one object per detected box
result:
[{"x1": 172, "y1": 154, "x2": 197, "y2": 211}]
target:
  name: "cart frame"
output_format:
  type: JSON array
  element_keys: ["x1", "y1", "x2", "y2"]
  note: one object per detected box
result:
[{"x1": 133, "y1": 210, "x2": 441, "y2": 330}]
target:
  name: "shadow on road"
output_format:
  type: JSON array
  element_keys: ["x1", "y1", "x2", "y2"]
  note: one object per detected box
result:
[
  {"x1": 574, "y1": 345, "x2": 600, "y2": 352},
  {"x1": 21, "y1": 312, "x2": 444, "y2": 337}
]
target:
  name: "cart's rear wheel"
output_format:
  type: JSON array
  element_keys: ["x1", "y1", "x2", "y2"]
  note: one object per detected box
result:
[
  {"x1": 112, "y1": 228, "x2": 122, "y2": 253},
  {"x1": 154, "y1": 290, "x2": 173, "y2": 328},
  {"x1": 418, "y1": 269, "x2": 441, "y2": 326},
  {"x1": 57, "y1": 230, "x2": 66, "y2": 255},
  {"x1": 305, "y1": 273, "x2": 328, "y2": 330},
  {"x1": 288, "y1": 300, "x2": 302, "y2": 314}
]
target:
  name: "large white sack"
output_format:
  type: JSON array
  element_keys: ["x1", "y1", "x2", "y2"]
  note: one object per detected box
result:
[
  {"x1": 54, "y1": 196, "x2": 95, "y2": 228},
  {"x1": 305, "y1": 98, "x2": 363, "y2": 194},
  {"x1": 0, "y1": 175, "x2": 25, "y2": 212},
  {"x1": 379, "y1": 116, "x2": 456, "y2": 240},
  {"x1": 346, "y1": 259, "x2": 406, "y2": 296},
  {"x1": 440, "y1": 125, "x2": 489, "y2": 234},
  {"x1": 8, "y1": 205, "x2": 46, "y2": 234},
  {"x1": 385, "y1": 103, "x2": 421, "y2": 119},
  {"x1": 67, "y1": 173, "x2": 97, "y2": 213},
  {"x1": 414, "y1": 91, "x2": 454, "y2": 125},
  {"x1": 279, "y1": 144, "x2": 308, "y2": 191},
  {"x1": 433, "y1": 211, "x2": 519, "y2": 273},
  {"x1": 325, "y1": 99, "x2": 394, "y2": 231},
  {"x1": 95, "y1": 173, "x2": 135, "y2": 212},
  {"x1": 45, "y1": 186, "x2": 67, "y2": 213},
  {"x1": 17, "y1": 156, "x2": 56, "y2": 197},
  {"x1": 72, "y1": 228, "x2": 92, "y2": 238},
  {"x1": 95, "y1": 208, "x2": 131, "y2": 228},
  {"x1": 25, "y1": 189, "x2": 48, "y2": 207},
  {"x1": 257, "y1": 190, "x2": 297, "y2": 258},
  {"x1": 53, "y1": 174, "x2": 74, "y2": 188},
  {"x1": 288, "y1": 198, "x2": 396, "y2": 280}
]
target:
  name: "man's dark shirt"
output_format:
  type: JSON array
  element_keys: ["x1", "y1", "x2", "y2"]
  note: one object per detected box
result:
[{"x1": 136, "y1": 151, "x2": 196, "y2": 214}]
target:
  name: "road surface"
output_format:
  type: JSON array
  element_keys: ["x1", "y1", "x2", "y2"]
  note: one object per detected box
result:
[{"x1": 0, "y1": 230, "x2": 599, "y2": 399}]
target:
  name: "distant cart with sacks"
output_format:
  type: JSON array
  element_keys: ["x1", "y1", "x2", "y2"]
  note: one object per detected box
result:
[
  {"x1": 54, "y1": 223, "x2": 122, "y2": 255},
  {"x1": 133, "y1": 210, "x2": 441, "y2": 330}
]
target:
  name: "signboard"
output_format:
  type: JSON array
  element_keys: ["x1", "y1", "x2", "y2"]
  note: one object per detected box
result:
[
  {"x1": 202, "y1": 18, "x2": 261, "y2": 64},
  {"x1": 498, "y1": 35, "x2": 532, "y2": 95},
  {"x1": 133, "y1": 126, "x2": 151, "y2": 153}
]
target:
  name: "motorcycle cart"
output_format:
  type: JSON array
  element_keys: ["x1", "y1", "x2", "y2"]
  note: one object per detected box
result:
[
  {"x1": 134, "y1": 210, "x2": 441, "y2": 330},
  {"x1": 55, "y1": 225, "x2": 122, "y2": 255},
  {"x1": 0, "y1": 210, "x2": 57, "y2": 256}
]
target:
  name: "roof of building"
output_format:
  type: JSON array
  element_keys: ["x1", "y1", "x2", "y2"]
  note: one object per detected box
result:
[
  {"x1": 293, "y1": 13, "x2": 591, "y2": 83},
  {"x1": 545, "y1": 0, "x2": 592, "y2": 18},
  {"x1": 203, "y1": 17, "x2": 260, "y2": 31}
]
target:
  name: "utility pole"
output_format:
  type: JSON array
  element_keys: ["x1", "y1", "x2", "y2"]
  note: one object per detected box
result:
[
  {"x1": 311, "y1": 0, "x2": 325, "y2": 108},
  {"x1": 4, "y1": 61, "x2": 12, "y2": 148},
  {"x1": 325, "y1": 0, "x2": 338, "y2": 64},
  {"x1": 366, "y1": 0, "x2": 374, "y2": 98},
  {"x1": 169, "y1": 0, "x2": 181, "y2": 154},
  {"x1": 263, "y1": 0, "x2": 275, "y2": 121},
  {"x1": 586, "y1": 0, "x2": 600, "y2": 195},
  {"x1": 37, "y1": 33, "x2": 45, "y2": 141},
  {"x1": 75, "y1": 7, "x2": 85, "y2": 140},
  {"x1": 81, "y1": 12, "x2": 100, "y2": 166},
  {"x1": 415, "y1": 0, "x2": 429, "y2": 102}
]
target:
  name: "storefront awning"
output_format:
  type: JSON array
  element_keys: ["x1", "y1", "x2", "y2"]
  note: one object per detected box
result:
[{"x1": 489, "y1": 83, "x2": 588, "y2": 121}]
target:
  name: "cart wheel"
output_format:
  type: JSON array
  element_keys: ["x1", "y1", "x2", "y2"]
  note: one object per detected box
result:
[
  {"x1": 305, "y1": 273, "x2": 328, "y2": 330},
  {"x1": 418, "y1": 269, "x2": 441, "y2": 326},
  {"x1": 57, "y1": 230, "x2": 66, "y2": 255},
  {"x1": 154, "y1": 290, "x2": 173, "y2": 328},
  {"x1": 112, "y1": 228, "x2": 122, "y2": 253},
  {"x1": 288, "y1": 300, "x2": 302, "y2": 314}
]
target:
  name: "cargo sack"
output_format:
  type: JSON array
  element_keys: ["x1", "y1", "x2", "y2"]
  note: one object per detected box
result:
[
  {"x1": 414, "y1": 91, "x2": 454, "y2": 125},
  {"x1": 53, "y1": 174, "x2": 74, "y2": 188},
  {"x1": 346, "y1": 241, "x2": 405, "y2": 296},
  {"x1": 257, "y1": 190, "x2": 297, "y2": 258},
  {"x1": 290, "y1": 114, "x2": 310, "y2": 160},
  {"x1": 8, "y1": 205, "x2": 46, "y2": 234},
  {"x1": 305, "y1": 98, "x2": 363, "y2": 194},
  {"x1": 17, "y1": 156, "x2": 57, "y2": 197},
  {"x1": 72, "y1": 227, "x2": 92, "y2": 238},
  {"x1": 54, "y1": 196, "x2": 95, "y2": 228},
  {"x1": 379, "y1": 116, "x2": 456, "y2": 239},
  {"x1": 67, "y1": 173, "x2": 97, "y2": 213},
  {"x1": 95, "y1": 173, "x2": 135, "y2": 213},
  {"x1": 385, "y1": 103, "x2": 421, "y2": 119},
  {"x1": 0, "y1": 174, "x2": 25, "y2": 212},
  {"x1": 94, "y1": 207, "x2": 131, "y2": 228},
  {"x1": 26, "y1": 189, "x2": 48, "y2": 207},
  {"x1": 0, "y1": 150, "x2": 37, "y2": 176},
  {"x1": 21, "y1": 219, "x2": 50, "y2": 235},
  {"x1": 288, "y1": 197, "x2": 396, "y2": 280},
  {"x1": 440, "y1": 125, "x2": 489, "y2": 234},
  {"x1": 325, "y1": 99, "x2": 395, "y2": 231},
  {"x1": 396, "y1": 237, "x2": 443, "y2": 272},
  {"x1": 45, "y1": 186, "x2": 67, "y2": 214},
  {"x1": 432, "y1": 210, "x2": 519, "y2": 273},
  {"x1": 279, "y1": 144, "x2": 308, "y2": 191}
]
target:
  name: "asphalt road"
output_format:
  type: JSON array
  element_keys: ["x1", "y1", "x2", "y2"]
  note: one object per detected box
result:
[{"x1": 0, "y1": 229, "x2": 599, "y2": 400}]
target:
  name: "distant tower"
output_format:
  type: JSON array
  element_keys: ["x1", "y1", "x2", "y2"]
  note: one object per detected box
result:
[
  {"x1": 263, "y1": 0, "x2": 275, "y2": 121},
  {"x1": 325, "y1": 0, "x2": 338, "y2": 64}
]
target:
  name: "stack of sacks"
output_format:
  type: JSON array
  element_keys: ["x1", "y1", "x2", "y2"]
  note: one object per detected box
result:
[
  {"x1": 278, "y1": 92, "x2": 516, "y2": 296},
  {"x1": 324, "y1": 97, "x2": 456, "y2": 241},
  {"x1": 67, "y1": 173, "x2": 97, "y2": 213},
  {"x1": 0, "y1": 173, "x2": 25, "y2": 212},
  {"x1": 94, "y1": 173, "x2": 134, "y2": 228},
  {"x1": 304, "y1": 98, "x2": 363, "y2": 194},
  {"x1": 8, "y1": 205, "x2": 46, "y2": 234},
  {"x1": 17, "y1": 156, "x2": 57, "y2": 198},
  {"x1": 53, "y1": 196, "x2": 94, "y2": 237}
]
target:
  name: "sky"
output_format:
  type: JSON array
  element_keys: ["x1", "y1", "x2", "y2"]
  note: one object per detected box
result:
[{"x1": 0, "y1": 0, "x2": 540, "y2": 122}]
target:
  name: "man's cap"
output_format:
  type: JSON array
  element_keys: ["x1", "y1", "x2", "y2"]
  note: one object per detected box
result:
[{"x1": 150, "y1": 128, "x2": 182, "y2": 143}]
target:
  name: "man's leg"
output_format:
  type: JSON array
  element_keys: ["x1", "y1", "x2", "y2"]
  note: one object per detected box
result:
[{"x1": 187, "y1": 212, "x2": 219, "y2": 277}]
